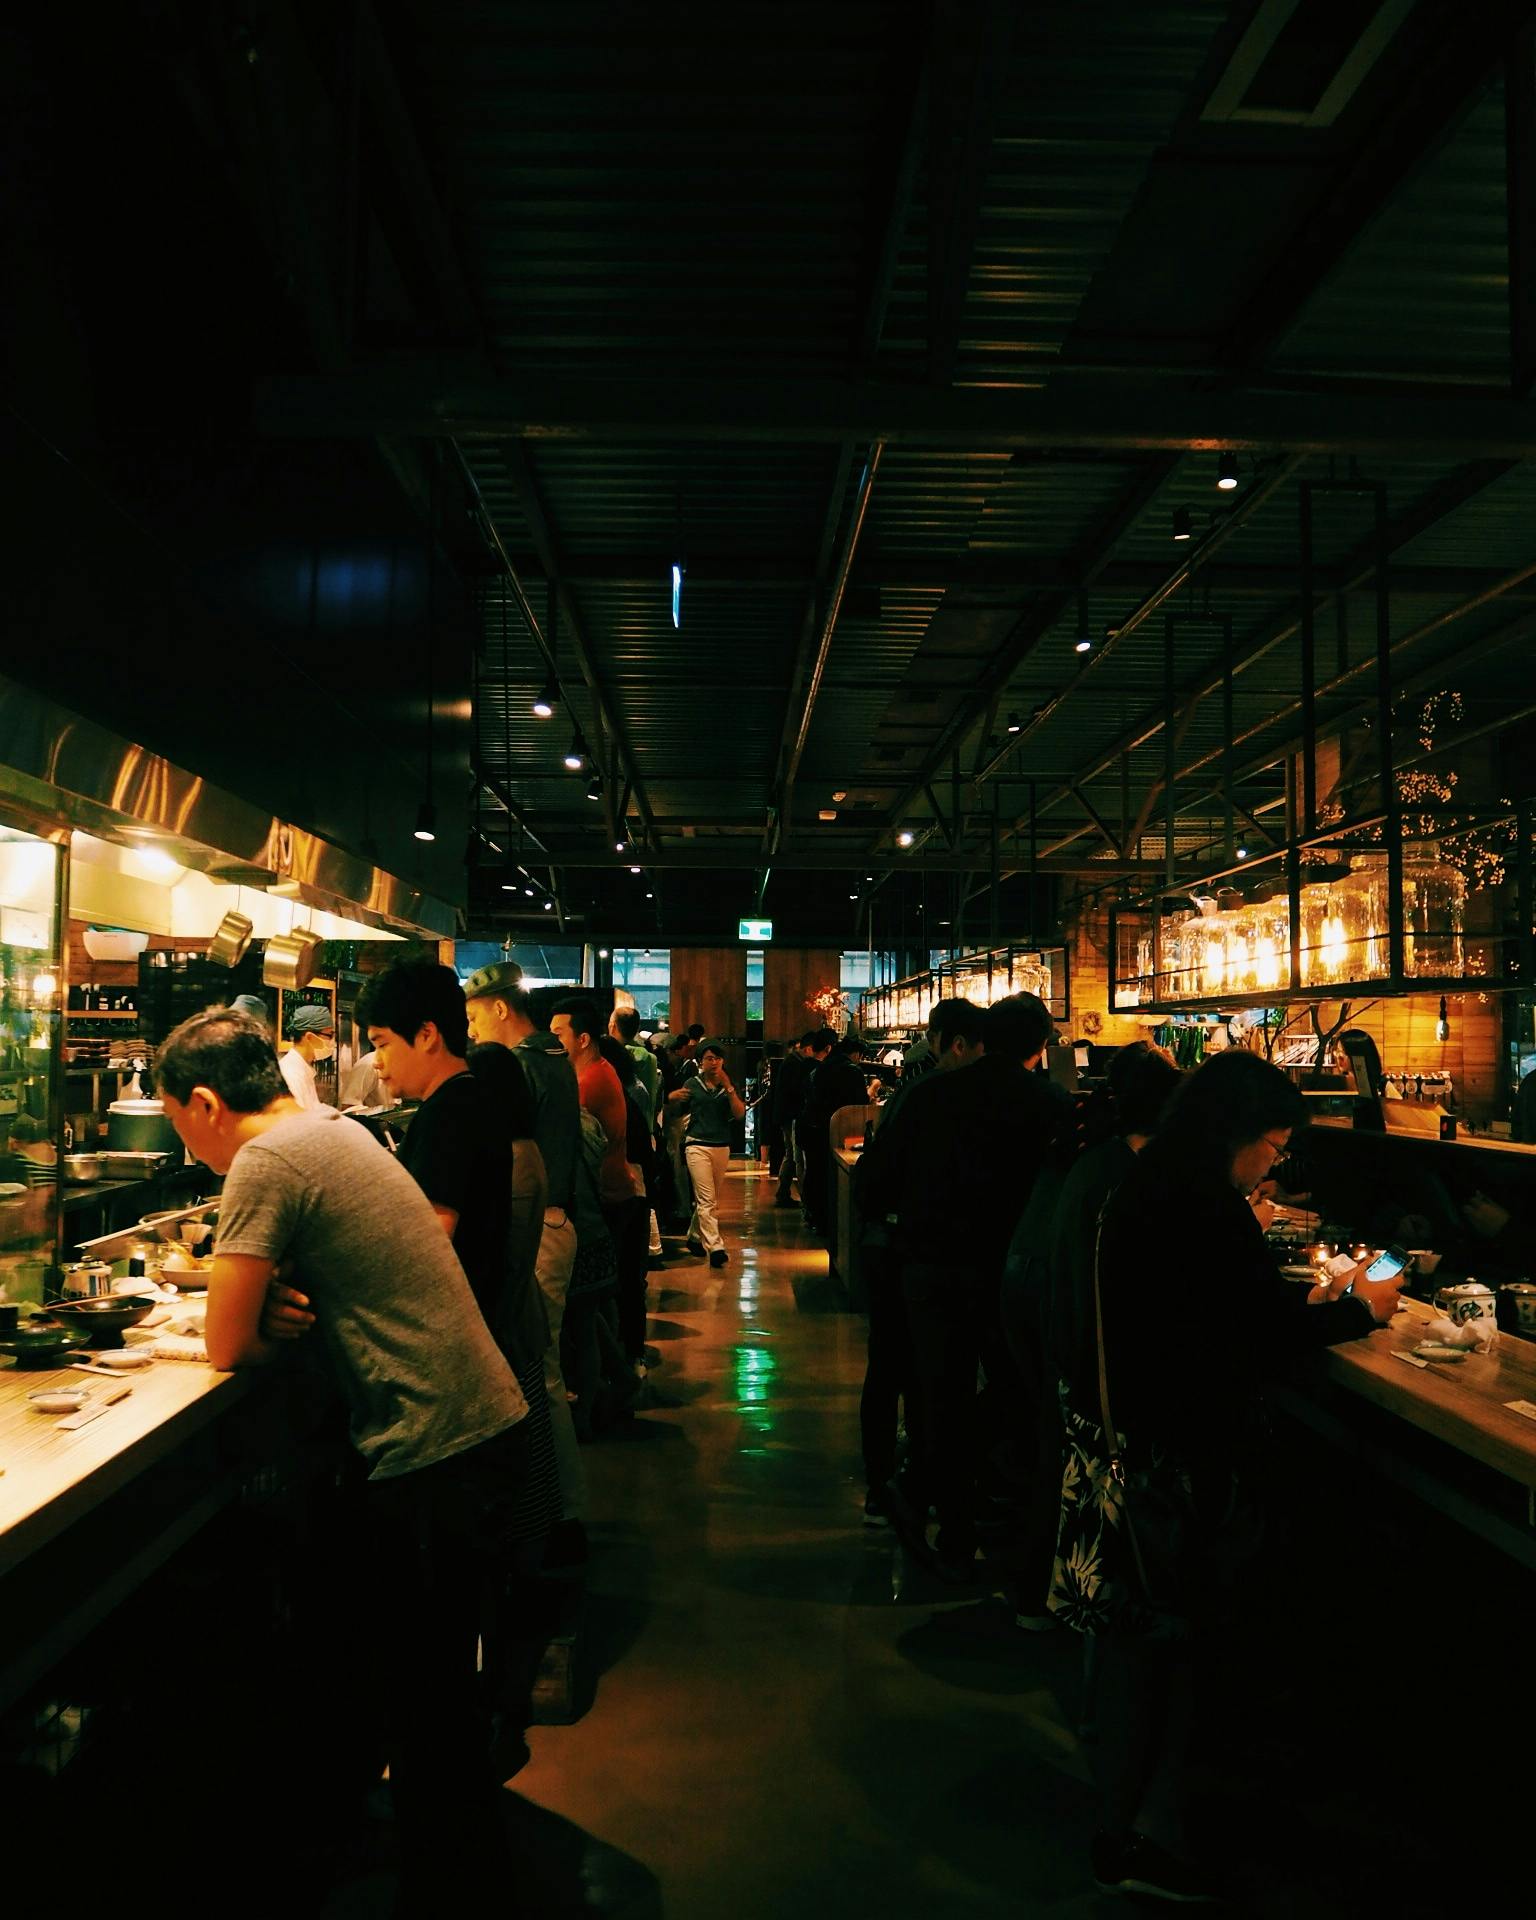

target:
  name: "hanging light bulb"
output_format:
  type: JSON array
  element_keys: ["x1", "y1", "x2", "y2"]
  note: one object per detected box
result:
[
  {"x1": 586, "y1": 775, "x2": 602, "y2": 801},
  {"x1": 532, "y1": 679, "x2": 558, "y2": 719},
  {"x1": 1216, "y1": 454, "x2": 1239, "y2": 492},
  {"x1": 897, "y1": 828, "x2": 915, "y2": 849},
  {"x1": 1436, "y1": 995, "x2": 1450, "y2": 1043},
  {"x1": 1172, "y1": 507, "x2": 1194, "y2": 542},
  {"x1": 563, "y1": 734, "x2": 586, "y2": 772},
  {"x1": 413, "y1": 800, "x2": 437, "y2": 843},
  {"x1": 543, "y1": 899, "x2": 554, "y2": 912},
  {"x1": 1006, "y1": 713, "x2": 1022, "y2": 734}
]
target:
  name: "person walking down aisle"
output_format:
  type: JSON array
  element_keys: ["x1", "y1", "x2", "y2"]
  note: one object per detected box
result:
[
  {"x1": 666, "y1": 1040, "x2": 745, "y2": 1267},
  {"x1": 771, "y1": 1035, "x2": 813, "y2": 1206},
  {"x1": 154, "y1": 1008, "x2": 531, "y2": 1909}
]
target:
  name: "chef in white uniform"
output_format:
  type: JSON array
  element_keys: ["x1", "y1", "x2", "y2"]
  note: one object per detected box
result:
[{"x1": 278, "y1": 1003, "x2": 335, "y2": 1110}]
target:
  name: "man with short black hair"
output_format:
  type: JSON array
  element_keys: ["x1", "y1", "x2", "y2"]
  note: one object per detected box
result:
[
  {"x1": 154, "y1": 1006, "x2": 529, "y2": 1897},
  {"x1": 463, "y1": 963, "x2": 586, "y2": 1521},
  {"x1": 799, "y1": 1032, "x2": 870, "y2": 1243},
  {"x1": 876, "y1": 993, "x2": 1068, "y2": 1580}
]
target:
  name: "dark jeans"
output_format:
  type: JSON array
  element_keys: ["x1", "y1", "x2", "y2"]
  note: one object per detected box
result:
[
  {"x1": 859, "y1": 1241, "x2": 922, "y2": 1492},
  {"x1": 363, "y1": 1421, "x2": 531, "y2": 1908},
  {"x1": 607, "y1": 1195, "x2": 652, "y2": 1360},
  {"x1": 800, "y1": 1124, "x2": 831, "y2": 1237},
  {"x1": 999, "y1": 1258, "x2": 1067, "y2": 1615},
  {"x1": 901, "y1": 1258, "x2": 1006, "y2": 1561}
]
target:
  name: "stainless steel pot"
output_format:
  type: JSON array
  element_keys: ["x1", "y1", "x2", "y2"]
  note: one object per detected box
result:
[
  {"x1": 63, "y1": 1153, "x2": 105, "y2": 1184},
  {"x1": 207, "y1": 908, "x2": 254, "y2": 967},
  {"x1": 262, "y1": 927, "x2": 323, "y2": 990},
  {"x1": 107, "y1": 1098, "x2": 181, "y2": 1155}
]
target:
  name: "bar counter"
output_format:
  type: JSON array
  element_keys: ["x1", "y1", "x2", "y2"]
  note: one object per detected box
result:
[
  {"x1": 0, "y1": 1319, "x2": 251, "y2": 1713},
  {"x1": 1319, "y1": 1296, "x2": 1536, "y2": 1489}
]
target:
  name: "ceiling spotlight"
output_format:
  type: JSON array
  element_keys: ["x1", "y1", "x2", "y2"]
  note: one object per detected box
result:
[
  {"x1": 563, "y1": 734, "x2": 586, "y2": 771},
  {"x1": 615, "y1": 839, "x2": 627, "y2": 853},
  {"x1": 501, "y1": 880, "x2": 518, "y2": 891},
  {"x1": 896, "y1": 828, "x2": 915, "y2": 849},
  {"x1": 585, "y1": 775, "x2": 602, "y2": 801},
  {"x1": 818, "y1": 808, "x2": 838, "y2": 821},
  {"x1": 598, "y1": 948, "x2": 610, "y2": 959},
  {"x1": 1216, "y1": 454, "x2": 1239, "y2": 492},
  {"x1": 848, "y1": 891, "x2": 857, "y2": 901},
  {"x1": 1172, "y1": 507, "x2": 1194, "y2": 542},
  {"x1": 532, "y1": 679, "x2": 558, "y2": 719},
  {"x1": 543, "y1": 899, "x2": 554, "y2": 912},
  {"x1": 1074, "y1": 634, "x2": 1093, "y2": 655},
  {"x1": 645, "y1": 890, "x2": 654, "y2": 899},
  {"x1": 1236, "y1": 844, "x2": 1249, "y2": 860},
  {"x1": 524, "y1": 885, "x2": 535, "y2": 896},
  {"x1": 831, "y1": 790, "x2": 848, "y2": 802},
  {"x1": 1006, "y1": 713, "x2": 1022, "y2": 734},
  {"x1": 672, "y1": 562, "x2": 684, "y2": 629},
  {"x1": 413, "y1": 800, "x2": 436, "y2": 843},
  {"x1": 630, "y1": 865, "x2": 642, "y2": 874}
]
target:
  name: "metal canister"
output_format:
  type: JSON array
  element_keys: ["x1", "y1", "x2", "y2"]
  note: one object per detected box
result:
[{"x1": 61, "y1": 1259, "x2": 112, "y2": 1299}]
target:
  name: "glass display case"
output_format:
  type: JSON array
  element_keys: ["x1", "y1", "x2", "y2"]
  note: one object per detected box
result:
[
  {"x1": 0, "y1": 818, "x2": 66, "y2": 1307},
  {"x1": 858, "y1": 943, "x2": 1069, "y2": 1034}
]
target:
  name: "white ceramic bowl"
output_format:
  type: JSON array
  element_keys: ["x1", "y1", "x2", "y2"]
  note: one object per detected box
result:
[
  {"x1": 93, "y1": 1348, "x2": 152, "y2": 1369},
  {"x1": 29, "y1": 1389, "x2": 89, "y2": 1414}
]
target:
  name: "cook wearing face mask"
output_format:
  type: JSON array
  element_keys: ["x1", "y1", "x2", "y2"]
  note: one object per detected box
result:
[{"x1": 279, "y1": 1004, "x2": 335, "y2": 1111}]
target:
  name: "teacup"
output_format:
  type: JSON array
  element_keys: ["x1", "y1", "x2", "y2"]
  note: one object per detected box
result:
[{"x1": 1499, "y1": 1282, "x2": 1536, "y2": 1335}]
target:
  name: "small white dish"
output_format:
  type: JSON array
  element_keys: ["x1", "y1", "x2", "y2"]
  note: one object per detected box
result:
[
  {"x1": 94, "y1": 1348, "x2": 153, "y2": 1369},
  {"x1": 30, "y1": 1389, "x2": 90, "y2": 1414}
]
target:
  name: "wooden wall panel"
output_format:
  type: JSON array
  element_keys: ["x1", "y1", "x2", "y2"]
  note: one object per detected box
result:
[
  {"x1": 763, "y1": 949, "x2": 841, "y2": 1043},
  {"x1": 668, "y1": 947, "x2": 746, "y2": 1052}
]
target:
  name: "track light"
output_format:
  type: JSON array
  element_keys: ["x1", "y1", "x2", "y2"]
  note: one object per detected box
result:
[
  {"x1": 413, "y1": 800, "x2": 436, "y2": 843},
  {"x1": 524, "y1": 885, "x2": 535, "y2": 897},
  {"x1": 1216, "y1": 454, "x2": 1238, "y2": 492},
  {"x1": 543, "y1": 899, "x2": 554, "y2": 912},
  {"x1": 615, "y1": 839, "x2": 626, "y2": 853},
  {"x1": 563, "y1": 734, "x2": 586, "y2": 772},
  {"x1": 896, "y1": 828, "x2": 915, "y2": 848},
  {"x1": 532, "y1": 679, "x2": 557, "y2": 719},
  {"x1": 1074, "y1": 633, "x2": 1093, "y2": 654},
  {"x1": 1172, "y1": 507, "x2": 1193, "y2": 542},
  {"x1": 1235, "y1": 843, "x2": 1249, "y2": 860},
  {"x1": 586, "y1": 775, "x2": 602, "y2": 801},
  {"x1": 1006, "y1": 713, "x2": 1022, "y2": 734}
]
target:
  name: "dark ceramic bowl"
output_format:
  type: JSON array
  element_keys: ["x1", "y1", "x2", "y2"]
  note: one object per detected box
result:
[
  {"x1": 0, "y1": 1320, "x2": 78, "y2": 1368},
  {"x1": 45, "y1": 1293, "x2": 157, "y2": 1350}
]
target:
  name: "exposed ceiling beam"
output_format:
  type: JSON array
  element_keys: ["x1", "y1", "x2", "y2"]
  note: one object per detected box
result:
[
  {"x1": 471, "y1": 554, "x2": 1536, "y2": 598},
  {"x1": 253, "y1": 369, "x2": 1536, "y2": 456},
  {"x1": 471, "y1": 846, "x2": 1165, "y2": 877},
  {"x1": 499, "y1": 441, "x2": 656, "y2": 840},
  {"x1": 1013, "y1": 457, "x2": 1518, "y2": 846},
  {"x1": 876, "y1": 456, "x2": 1179, "y2": 841}
]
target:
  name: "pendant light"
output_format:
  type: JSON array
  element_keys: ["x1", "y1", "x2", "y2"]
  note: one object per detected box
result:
[{"x1": 564, "y1": 734, "x2": 586, "y2": 772}]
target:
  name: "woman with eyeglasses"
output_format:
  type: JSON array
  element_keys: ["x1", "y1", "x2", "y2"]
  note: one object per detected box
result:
[{"x1": 1049, "y1": 1048, "x2": 1402, "y2": 1904}]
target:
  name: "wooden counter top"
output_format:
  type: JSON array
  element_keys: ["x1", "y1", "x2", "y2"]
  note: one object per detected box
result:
[
  {"x1": 1320, "y1": 1297, "x2": 1536, "y2": 1490},
  {"x1": 0, "y1": 1332, "x2": 245, "y2": 1576}
]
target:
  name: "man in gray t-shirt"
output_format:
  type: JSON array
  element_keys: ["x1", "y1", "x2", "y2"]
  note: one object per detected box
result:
[
  {"x1": 155, "y1": 1006, "x2": 529, "y2": 1894},
  {"x1": 217, "y1": 1106, "x2": 526, "y2": 1478}
]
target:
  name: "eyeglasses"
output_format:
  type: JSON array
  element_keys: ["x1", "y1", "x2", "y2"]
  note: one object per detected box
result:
[{"x1": 1256, "y1": 1133, "x2": 1290, "y2": 1160}]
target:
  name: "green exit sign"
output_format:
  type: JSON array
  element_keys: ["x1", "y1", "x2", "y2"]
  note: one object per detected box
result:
[{"x1": 738, "y1": 917, "x2": 773, "y2": 942}]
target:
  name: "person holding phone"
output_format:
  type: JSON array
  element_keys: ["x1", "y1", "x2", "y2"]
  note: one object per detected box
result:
[
  {"x1": 1049, "y1": 1050, "x2": 1402, "y2": 1904},
  {"x1": 667, "y1": 1041, "x2": 745, "y2": 1267}
]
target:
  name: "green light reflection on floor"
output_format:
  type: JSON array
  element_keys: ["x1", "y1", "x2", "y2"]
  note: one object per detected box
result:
[{"x1": 731, "y1": 1342, "x2": 778, "y2": 1433}]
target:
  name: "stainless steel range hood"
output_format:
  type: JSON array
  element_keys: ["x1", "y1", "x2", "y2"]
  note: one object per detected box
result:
[{"x1": 0, "y1": 673, "x2": 455, "y2": 939}]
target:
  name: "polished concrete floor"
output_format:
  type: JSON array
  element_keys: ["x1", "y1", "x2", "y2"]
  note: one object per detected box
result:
[{"x1": 514, "y1": 1159, "x2": 1102, "y2": 1919}]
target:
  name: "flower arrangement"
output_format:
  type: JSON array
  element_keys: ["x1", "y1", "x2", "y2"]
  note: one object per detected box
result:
[{"x1": 805, "y1": 984, "x2": 848, "y2": 1023}]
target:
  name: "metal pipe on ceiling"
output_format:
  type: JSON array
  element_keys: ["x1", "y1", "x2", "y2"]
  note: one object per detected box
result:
[
  {"x1": 776, "y1": 440, "x2": 883, "y2": 850},
  {"x1": 970, "y1": 453, "x2": 1306, "y2": 792}
]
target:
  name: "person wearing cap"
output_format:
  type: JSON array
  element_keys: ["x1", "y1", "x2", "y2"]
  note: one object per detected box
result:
[
  {"x1": 279, "y1": 1003, "x2": 335, "y2": 1111},
  {"x1": 231, "y1": 992, "x2": 271, "y2": 1030}
]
